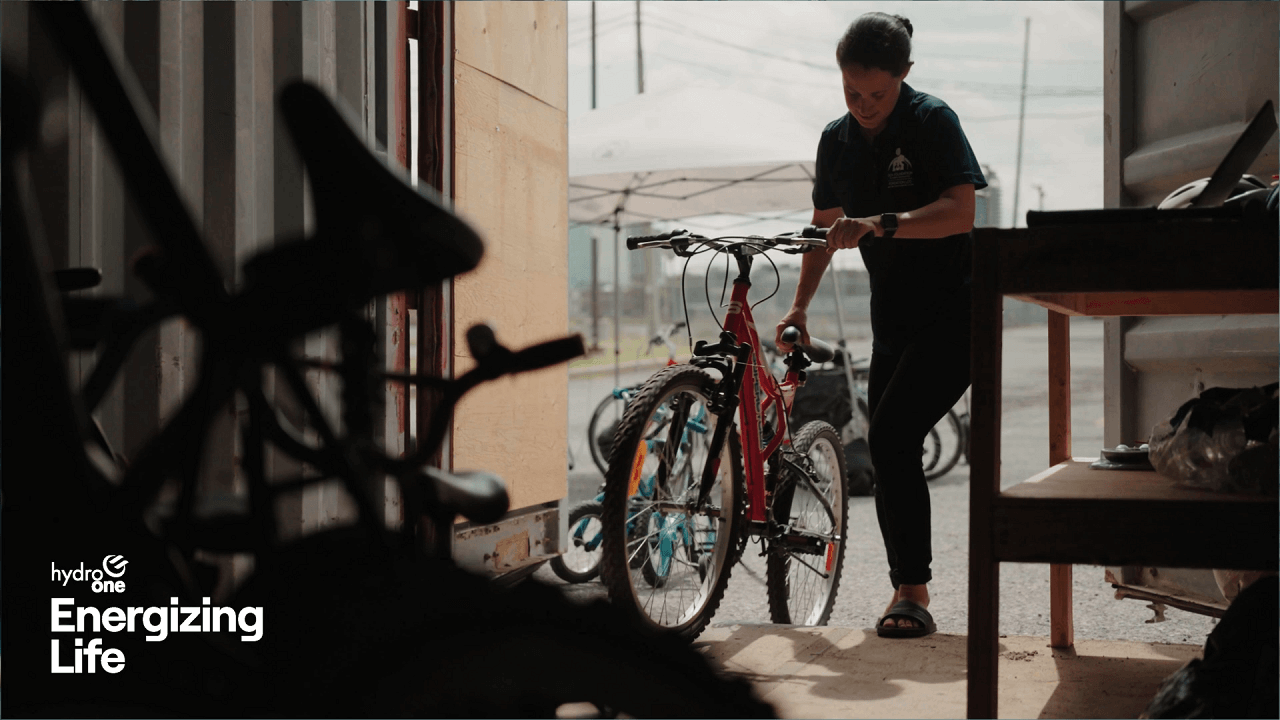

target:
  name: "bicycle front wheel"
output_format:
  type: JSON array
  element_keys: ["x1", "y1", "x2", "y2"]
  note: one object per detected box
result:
[
  {"x1": 599, "y1": 364, "x2": 743, "y2": 641},
  {"x1": 767, "y1": 420, "x2": 848, "y2": 626},
  {"x1": 587, "y1": 390, "x2": 630, "y2": 476},
  {"x1": 550, "y1": 500, "x2": 604, "y2": 584}
]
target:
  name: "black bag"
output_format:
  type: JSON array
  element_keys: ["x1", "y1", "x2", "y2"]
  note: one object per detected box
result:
[
  {"x1": 789, "y1": 368, "x2": 875, "y2": 496},
  {"x1": 790, "y1": 368, "x2": 853, "y2": 430}
]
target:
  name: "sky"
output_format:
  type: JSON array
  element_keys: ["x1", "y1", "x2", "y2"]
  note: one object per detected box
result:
[{"x1": 566, "y1": 1, "x2": 1106, "y2": 235}]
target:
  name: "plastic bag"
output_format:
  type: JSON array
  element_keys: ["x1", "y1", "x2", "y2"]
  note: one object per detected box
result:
[{"x1": 1147, "y1": 383, "x2": 1278, "y2": 496}]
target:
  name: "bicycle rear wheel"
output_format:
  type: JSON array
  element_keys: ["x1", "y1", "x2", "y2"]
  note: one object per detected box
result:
[
  {"x1": 924, "y1": 409, "x2": 963, "y2": 480},
  {"x1": 599, "y1": 364, "x2": 743, "y2": 640},
  {"x1": 766, "y1": 420, "x2": 848, "y2": 626},
  {"x1": 588, "y1": 390, "x2": 629, "y2": 476}
]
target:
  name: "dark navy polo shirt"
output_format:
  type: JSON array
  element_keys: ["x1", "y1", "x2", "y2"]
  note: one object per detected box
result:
[{"x1": 812, "y1": 82, "x2": 987, "y2": 355}]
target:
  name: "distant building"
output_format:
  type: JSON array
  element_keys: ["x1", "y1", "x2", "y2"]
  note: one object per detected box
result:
[
  {"x1": 975, "y1": 164, "x2": 1001, "y2": 228},
  {"x1": 568, "y1": 221, "x2": 652, "y2": 291}
]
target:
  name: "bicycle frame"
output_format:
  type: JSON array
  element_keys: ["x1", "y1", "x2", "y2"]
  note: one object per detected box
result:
[{"x1": 700, "y1": 251, "x2": 805, "y2": 526}]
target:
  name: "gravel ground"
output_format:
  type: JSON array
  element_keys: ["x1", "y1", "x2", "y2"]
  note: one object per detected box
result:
[{"x1": 545, "y1": 319, "x2": 1219, "y2": 647}]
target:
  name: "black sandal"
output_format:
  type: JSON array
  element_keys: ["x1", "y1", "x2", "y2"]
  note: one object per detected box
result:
[{"x1": 876, "y1": 599, "x2": 937, "y2": 639}]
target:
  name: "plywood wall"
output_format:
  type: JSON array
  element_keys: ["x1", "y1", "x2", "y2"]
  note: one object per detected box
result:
[{"x1": 451, "y1": 2, "x2": 569, "y2": 510}]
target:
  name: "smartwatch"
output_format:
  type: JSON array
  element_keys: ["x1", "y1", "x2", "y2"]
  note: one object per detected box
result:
[{"x1": 880, "y1": 213, "x2": 899, "y2": 239}]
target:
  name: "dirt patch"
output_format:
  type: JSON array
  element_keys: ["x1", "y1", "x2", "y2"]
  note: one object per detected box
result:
[{"x1": 1002, "y1": 649, "x2": 1040, "y2": 662}]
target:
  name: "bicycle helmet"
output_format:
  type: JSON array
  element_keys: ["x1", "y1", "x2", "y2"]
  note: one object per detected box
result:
[{"x1": 1157, "y1": 174, "x2": 1269, "y2": 209}]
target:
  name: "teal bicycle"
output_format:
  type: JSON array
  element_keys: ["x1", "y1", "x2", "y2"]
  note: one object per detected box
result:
[{"x1": 552, "y1": 403, "x2": 711, "y2": 584}]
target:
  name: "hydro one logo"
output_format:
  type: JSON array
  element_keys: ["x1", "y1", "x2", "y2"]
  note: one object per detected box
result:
[
  {"x1": 50, "y1": 555, "x2": 264, "y2": 673},
  {"x1": 52, "y1": 555, "x2": 130, "y2": 593}
]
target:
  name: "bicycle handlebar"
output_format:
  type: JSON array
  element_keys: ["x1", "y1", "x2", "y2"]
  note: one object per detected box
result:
[{"x1": 627, "y1": 226, "x2": 829, "y2": 254}]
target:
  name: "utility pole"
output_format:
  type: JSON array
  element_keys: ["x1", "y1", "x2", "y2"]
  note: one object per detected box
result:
[
  {"x1": 589, "y1": 2, "x2": 600, "y2": 351},
  {"x1": 637, "y1": 2, "x2": 653, "y2": 337},
  {"x1": 635, "y1": 1, "x2": 644, "y2": 94},
  {"x1": 1011, "y1": 17, "x2": 1030, "y2": 227},
  {"x1": 590, "y1": 2, "x2": 598, "y2": 110}
]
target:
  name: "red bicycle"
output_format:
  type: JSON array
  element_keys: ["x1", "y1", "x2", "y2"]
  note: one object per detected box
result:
[{"x1": 599, "y1": 227, "x2": 850, "y2": 639}]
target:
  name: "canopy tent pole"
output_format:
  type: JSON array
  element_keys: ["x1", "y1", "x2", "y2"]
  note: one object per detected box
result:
[
  {"x1": 591, "y1": 236, "x2": 600, "y2": 351},
  {"x1": 828, "y1": 265, "x2": 865, "y2": 443},
  {"x1": 612, "y1": 207, "x2": 622, "y2": 390}
]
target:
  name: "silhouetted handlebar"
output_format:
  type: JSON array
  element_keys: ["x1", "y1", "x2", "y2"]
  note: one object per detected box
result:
[{"x1": 627, "y1": 226, "x2": 830, "y2": 254}]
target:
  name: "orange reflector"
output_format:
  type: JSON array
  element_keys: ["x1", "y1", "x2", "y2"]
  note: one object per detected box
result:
[
  {"x1": 627, "y1": 442, "x2": 648, "y2": 496},
  {"x1": 825, "y1": 542, "x2": 836, "y2": 573}
]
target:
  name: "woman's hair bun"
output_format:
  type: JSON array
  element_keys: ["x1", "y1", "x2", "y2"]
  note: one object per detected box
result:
[{"x1": 893, "y1": 15, "x2": 914, "y2": 38}]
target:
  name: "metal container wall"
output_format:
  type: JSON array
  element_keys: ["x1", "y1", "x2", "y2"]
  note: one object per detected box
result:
[
  {"x1": 2, "y1": 1, "x2": 410, "y2": 545},
  {"x1": 1102, "y1": 0, "x2": 1279, "y2": 613}
]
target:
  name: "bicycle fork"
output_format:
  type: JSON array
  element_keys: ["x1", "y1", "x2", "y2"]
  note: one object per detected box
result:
[{"x1": 692, "y1": 332, "x2": 752, "y2": 512}]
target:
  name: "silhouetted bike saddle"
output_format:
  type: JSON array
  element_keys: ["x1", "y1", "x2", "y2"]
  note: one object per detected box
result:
[{"x1": 239, "y1": 81, "x2": 484, "y2": 337}]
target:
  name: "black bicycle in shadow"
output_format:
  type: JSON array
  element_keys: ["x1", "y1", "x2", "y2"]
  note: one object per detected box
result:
[{"x1": 2, "y1": 3, "x2": 774, "y2": 717}]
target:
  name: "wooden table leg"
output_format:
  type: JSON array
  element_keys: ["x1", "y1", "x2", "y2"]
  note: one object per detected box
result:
[
  {"x1": 968, "y1": 233, "x2": 1002, "y2": 718},
  {"x1": 1050, "y1": 564, "x2": 1074, "y2": 648},
  {"x1": 1047, "y1": 311, "x2": 1074, "y2": 649}
]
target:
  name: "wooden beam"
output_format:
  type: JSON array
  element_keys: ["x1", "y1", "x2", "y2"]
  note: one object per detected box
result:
[
  {"x1": 967, "y1": 231, "x2": 1002, "y2": 719},
  {"x1": 1047, "y1": 311, "x2": 1074, "y2": 649},
  {"x1": 993, "y1": 497, "x2": 1277, "y2": 569},
  {"x1": 1008, "y1": 290, "x2": 1280, "y2": 317},
  {"x1": 994, "y1": 224, "x2": 1278, "y2": 295}
]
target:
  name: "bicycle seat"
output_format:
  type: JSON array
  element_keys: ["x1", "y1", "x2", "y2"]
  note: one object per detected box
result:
[
  {"x1": 779, "y1": 326, "x2": 835, "y2": 364},
  {"x1": 240, "y1": 82, "x2": 483, "y2": 331},
  {"x1": 419, "y1": 467, "x2": 509, "y2": 525}
]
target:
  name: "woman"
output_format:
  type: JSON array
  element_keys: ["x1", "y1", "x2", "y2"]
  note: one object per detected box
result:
[{"x1": 775, "y1": 12, "x2": 985, "y2": 639}]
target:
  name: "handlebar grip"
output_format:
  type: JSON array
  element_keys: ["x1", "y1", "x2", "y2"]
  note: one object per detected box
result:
[
  {"x1": 466, "y1": 324, "x2": 499, "y2": 360},
  {"x1": 802, "y1": 225, "x2": 829, "y2": 239},
  {"x1": 54, "y1": 267, "x2": 103, "y2": 292},
  {"x1": 509, "y1": 334, "x2": 586, "y2": 373},
  {"x1": 627, "y1": 229, "x2": 688, "y2": 250},
  {"x1": 780, "y1": 326, "x2": 835, "y2": 363}
]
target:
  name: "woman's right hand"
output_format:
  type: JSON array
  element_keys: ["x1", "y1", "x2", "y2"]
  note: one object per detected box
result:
[
  {"x1": 775, "y1": 308, "x2": 809, "y2": 352},
  {"x1": 826, "y1": 216, "x2": 877, "y2": 250}
]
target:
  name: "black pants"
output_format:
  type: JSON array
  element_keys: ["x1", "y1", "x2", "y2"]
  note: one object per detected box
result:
[{"x1": 867, "y1": 318, "x2": 971, "y2": 589}]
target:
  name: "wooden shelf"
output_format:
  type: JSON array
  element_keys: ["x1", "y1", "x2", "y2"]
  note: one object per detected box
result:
[
  {"x1": 1001, "y1": 459, "x2": 1273, "y2": 502},
  {"x1": 992, "y1": 460, "x2": 1278, "y2": 569},
  {"x1": 1008, "y1": 290, "x2": 1280, "y2": 317},
  {"x1": 966, "y1": 217, "x2": 1280, "y2": 718}
]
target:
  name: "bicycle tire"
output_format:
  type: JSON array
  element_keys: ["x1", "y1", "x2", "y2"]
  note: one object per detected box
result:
[
  {"x1": 228, "y1": 528, "x2": 775, "y2": 718},
  {"x1": 599, "y1": 364, "x2": 744, "y2": 641},
  {"x1": 550, "y1": 500, "x2": 605, "y2": 583},
  {"x1": 588, "y1": 390, "x2": 630, "y2": 476},
  {"x1": 766, "y1": 420, "x2": 848, "y2": 626},
  {"x1": 382, "y1": 619, "x2": 774, "y2": 718},
  {"x1": 924, "y1": 409, "x2": 964, "y2": 481}
]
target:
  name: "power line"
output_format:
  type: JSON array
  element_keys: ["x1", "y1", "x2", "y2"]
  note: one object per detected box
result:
[
  {"x1": 964, "y1": 110, "x2": 1099, "y2": 122},
  {"x1": 649, "y1": 51, "x2": 1105, "y2": 108},
  {"x1": 645, "y1": 5, "x2": 1101, "y2": 66},
  {"x1": 568, "y1": 14, "x2": 632, "y2": 45},
  {"x1": 641, "y1": 17, "x2": 1101, "y2": 97},
  {"x1": 649, "y1": 51, "x2": 834, "y2": 89},
  {"x1": 643, "y1": 15, "x2": 834, "y2": 70}
]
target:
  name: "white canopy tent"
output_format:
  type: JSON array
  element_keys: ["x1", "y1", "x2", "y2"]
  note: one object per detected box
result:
[
  {"x1": 569, "y1": 84, "x2": 821, "y2": 227},
  {"x1": 570, "y1": 85, "x2": 858, "y2": 386}
]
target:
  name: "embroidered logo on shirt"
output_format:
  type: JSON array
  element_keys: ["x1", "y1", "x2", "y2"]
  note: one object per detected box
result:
[{"x1": 887, "y1": 148, "x2": 914, "y2": 188}]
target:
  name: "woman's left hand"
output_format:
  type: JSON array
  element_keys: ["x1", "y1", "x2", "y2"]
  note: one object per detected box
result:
[{"x1": 826, "y1": 216, "x2": 879, "y2": 251}]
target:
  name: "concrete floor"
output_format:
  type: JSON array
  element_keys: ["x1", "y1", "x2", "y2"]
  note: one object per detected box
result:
[{"x1": 697, "y1": 624, "x2": 1201, "y2": 719}]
